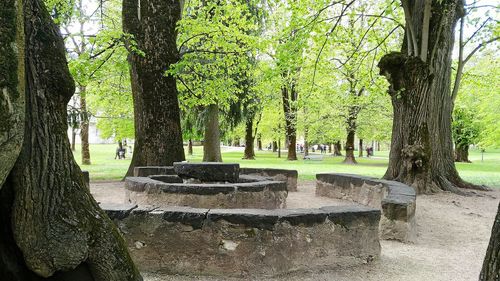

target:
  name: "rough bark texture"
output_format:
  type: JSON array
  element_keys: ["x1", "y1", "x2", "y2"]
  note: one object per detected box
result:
[
  {"x1": 243, "y1": 117, "x2": 255, "y2": 160},
  {"x1": 334, "y1": 141, "x2": 342, "y2": 156},
  {"x1": 480, "y1": 202, "x2": 500, "y2": 281},
  {"x1": 281, "y1": 80, "x2": 297, "y2": 161},
  {"x1": 203, "y1": 104, "x2": 222, "y2": 162},
  {"x1": 454, "y1": 144, "x2": 470, "y2": 163},
  {"x1": 80, "y1": 87, "x2": 91, "y2": 165},
  {"x1": 123, "y1": 0, "x2": 185, "y2": 176},
  {"x1": 343, "y1": 130, "x2": 357, "y2": 164},
  {"x1": 0, "y1": 0, "x2": 143, "y2": 280},
  {"x1": 378, "y1": 0, "x2": 483, "y2": 194},
  {"x1": 0, "y1": 0, "x2": 25, "y2": 188}
]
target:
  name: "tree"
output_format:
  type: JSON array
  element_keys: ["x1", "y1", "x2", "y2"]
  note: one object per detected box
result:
[
  {"x1": 0, "y1": 0, "x2": 141, "y2": 279},
  {"x1": 480, "y1": 202, "x2": 500, "y2": 281},
  {"x1": 452, "y1": 107, "x2": 479, "y2": 162},
  {"x1": 378, "y1": 0, "x2": 488, "y2": 193},
  {"x1": 122, "y1": 0, "x2": 185, "y2": 175}
]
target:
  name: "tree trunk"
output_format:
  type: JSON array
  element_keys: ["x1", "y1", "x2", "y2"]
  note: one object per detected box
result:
[
  {"x1": 343, "y1": 130, "x2": 357, "y2": 164},
  {"x1": 334, "y1": 141, "x2": 342, "y2": 156},
  {"x1": 328, "y1": 143, "x2": 332, "y2": 154},
  {"x1": 281, "y1": 80, "x2": 297, "y2": 161},
  {"x1": 203, "y1": 104, "x2": 222, "y2": 162},
  {"x1": 0, "y1": 0, "x2": 142, "y2": 279},
  {"x1": 480, "y1": 202, "x2": 500, "y2": 281},
  {"x1": 304, "y1": 127, "x2": 309, "y2": 157},
  {"x1": 188, "y1": 139, "x2": 193, "y2": 156},
  {"x1": 243, "y1": 117, "x2": 255, "y2": 160},
  {"x1": 455, "y1": 144, "x2": 470, "y2": 163},
  {"x1": 272, "y1": 141, "x2": 278, "y2": 152},
  {"x1": 71, "y1": 129, "x2": 76, "y2": 151},
  {"x1": 257, "y1": 134, "x2": 262, "y2": 151},
  {"x1": 278, "y1": 138, "x2": 281, "y2": 158},
  {"x1": 378, "y1": 0, "x2": 487, "y2": 193},
  {"x1": 123, "y1": 0, "x2": 185, "y2": 176},
  {"x1": 79, "y1": 87, "x2": 91, "y2": 165},
  {"x1": 359, "y1": 139, "x2": 364, "y2": 157},
  {"x1": 0, "y1": 0, "x2": 25, "y2": 189}
]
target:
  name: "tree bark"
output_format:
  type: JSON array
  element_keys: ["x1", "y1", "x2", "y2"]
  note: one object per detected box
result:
[
  {"x1": 272, "y1": 140, "x2": 278, "y2": 152},
  {"x1": 480, "y1": 202, "x2": 500, "y2": 281},
  {"x1": 378, "y1": 0, "x2": 486, "y2": 194},
  {"x1": 0, "y1": 0, "x2": 142, "y2": 279},
  {"x1": 243, "y1": 117, "x2": 255, "y2": 159},
  {"x1": 333, "y1": 141, "x2": 342, "y2": 156},
  {"x1": 455, "y1": 144, "x2": 470, "y2": 163},
  {"x1": 71, "y1": 129, "x2": 76, "y2": 151},
  {"x1": 304, "y1": 127, "x2": 309, "y2": 157},
  {"x1": 257, "y1": 134, "x2": 262, "y2": 151},
  {"x1": 343, "y1": 130, "x2": 357, "y2": 164},
  {"x1": 203, "y1": 104, "x2": 222, "y2": 162},
  {"x1": 328, "y1": 143, "x2": 332, "y2": 154},
  {"x1": 123, "y1": 0, "x2": 185, "y2": 176},
  {"x1": 0, "y1": 0, "x2": 25, "y2": 188},
  {"x1": 80, "y1": 87, "x2": 91, "y2": 165},
  {"x1": 359, "y1": 139, "x2": 364, "y2": 157},
  {"x1": 281, "y1": 79, "x2": 297, "y2": 161}
]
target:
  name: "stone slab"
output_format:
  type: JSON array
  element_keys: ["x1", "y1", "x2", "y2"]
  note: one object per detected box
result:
[
  {"x1": 173, "y1": 162, "x2": 240, "y2": 183},
  {"x1": 134, "y1": 166, "x2": 175, "y2": 177}
]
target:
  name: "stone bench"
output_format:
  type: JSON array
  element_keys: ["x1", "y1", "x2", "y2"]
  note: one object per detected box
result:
[
  {"x1": 240, "y1": 168, "x2": 298, "y2": 192},
  {"x1": 102, "y1": 203, "x2": 381, "y2": 277},
  {"x1": 133, "y1": 166, "x2": 175, "y2": 177},
  {"x1": 316, "y1": 173, "x2": 416, "y2": 242},
  {"x1": 125, "y1": 176, "x2": 287, "y2": 209}
]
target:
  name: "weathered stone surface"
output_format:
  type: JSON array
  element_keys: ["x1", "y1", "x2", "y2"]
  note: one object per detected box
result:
[
  {"x1": 240, "y1": 167, "x2": 298, "y2": 191},
  {"x1": 125, "y1": 177, "x2": 287, "y2": 209},
  {"x1": 316, "y1": 173, "x2": 416, "y2": 242},
  {"x1": 133, "y1": 166, "x2": 175, "y2": 177},
  {"x1": 104, "y1": 205, "x2": 381, "y2": 276},
  {"x1": 148, "y1": 174, "x2": 183, "y2": 183},
  {"x1": 173, "y1": 162, "x2": 239, "y2": 183},
  {"x1": 100, "y1": 203, "x2": 138, "y2": 220}
]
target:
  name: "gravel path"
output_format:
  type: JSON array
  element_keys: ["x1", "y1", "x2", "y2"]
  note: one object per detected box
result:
[{"x1": 90, "y1": 180, "x2": 500, "y2": 281}]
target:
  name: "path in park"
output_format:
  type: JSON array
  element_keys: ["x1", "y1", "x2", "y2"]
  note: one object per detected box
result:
[{"x1": 90, "y1": 181, "x2": 500, "y2": 281}]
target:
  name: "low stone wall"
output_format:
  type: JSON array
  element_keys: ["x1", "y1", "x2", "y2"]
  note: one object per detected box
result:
[
  {"x1": 103, "y1": 204, "x2": 381, "y2": 277},
  {"x1": 125, "y1": 177, "x2": 287, "y2": 209},
  {"x1": 316, "y1": 173, "x2": 416, "y2": 242},
  {"x1": 133, "y1": 166, "x2": 175, "y2": 177},
  {"x1": 240, "y1": 168, "x2": 298, "y2": 192}
]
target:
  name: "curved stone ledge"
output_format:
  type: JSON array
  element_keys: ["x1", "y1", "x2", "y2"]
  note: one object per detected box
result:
[
  {"x1": 125, "y1": 177, "x2": 287, "y2": 209},
  {"x1": 133, "y1": 166, "x2": 175, "y2": 177},
  {"x1": 173, "y1": 162, "x2": 239, "y2": 183},
  {"x1": 101, "y1": 203, "x2": 381, "y2": 277},
  {"x1": 240, "y1": 167, "x2": 298, "y2": 192},
  {"x1": 316, "y1": 173, "x2": 416, "y2": 242}
]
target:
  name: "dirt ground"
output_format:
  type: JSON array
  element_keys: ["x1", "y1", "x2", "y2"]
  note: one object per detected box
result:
[{"x1": 91, "y1": 180, "x2": 500, "y2": 281}]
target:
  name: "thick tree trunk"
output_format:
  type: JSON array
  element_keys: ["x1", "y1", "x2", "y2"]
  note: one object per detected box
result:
[
  {"x1": 0, "y1": 0, "x2": 142, "y2": 279},
  {"x1": 343, "y1": 130, "x2": 357, "y2": 164},
  {"x1": 359, "y1": 139, "x2": 364, "y2": 157},
  {"x1": 123, "y1": 0, "x2": 185, "y2": 176},
  {"x1": 455, "y1": 144, "x2": 470, "y2": 163},
  {"x1": 378, "y1": 0, "x2": 486, "y2": 194},
  {"x1": 333, "y1": 141, "x2": 342, "y2": 156},
  {"x1": 281, "y1": 80, "x2": 297, "y2": 161},
  {"x1": 0, "y1": 0, "x2": 25, "y2": 188},
  {"x1": 188, "y1": 139, "x2": 193, "y2": 156},
  {"x1": 243, "y1": 117, "x2": 255, "y2": 160},
  {"x1": 80, "y1": 87, "x2": 91, "y2": 165},
  {"x1": 203, "y1": 104, "x2": 222, "y2": 162},
  {"x1": 272, "y1": 141, "x2": 278, "y2": 152},
  {"x1": 480, "y1": 202, "x2": 500, "y2": 281}
]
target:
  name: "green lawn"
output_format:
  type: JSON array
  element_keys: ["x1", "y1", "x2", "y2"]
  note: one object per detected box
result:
[{"x1": 73, "y1": 144, "x2": 500, "y2": 188}]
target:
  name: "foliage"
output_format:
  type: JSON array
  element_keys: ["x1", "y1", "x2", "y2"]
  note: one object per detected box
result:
[{"x1": 452, "y1": 107, "x2": 480, "y2": 147}]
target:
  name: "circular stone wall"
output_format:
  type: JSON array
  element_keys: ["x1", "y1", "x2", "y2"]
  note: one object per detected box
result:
[{"x1": 125, "y1": 176, "x2": 287, "y2": 209}]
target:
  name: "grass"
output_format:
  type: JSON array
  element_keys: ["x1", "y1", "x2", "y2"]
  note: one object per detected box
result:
[{"x1": 73, "y1": 144, "x2": 500, "y2": 188}]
